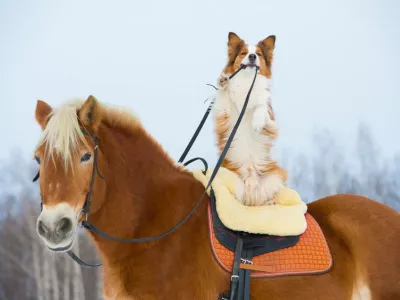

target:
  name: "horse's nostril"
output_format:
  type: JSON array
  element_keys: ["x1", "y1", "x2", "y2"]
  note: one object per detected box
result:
[
  {"x1": 38, "y1": 220, "x2": 48, "y2": 237},
  {"x1": 56, "y1": 218, "x2": 72, "y2": 236}
]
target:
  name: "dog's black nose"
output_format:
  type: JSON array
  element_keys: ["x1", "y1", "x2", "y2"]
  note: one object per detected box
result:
[{"x1": 248, "y1": 54, "x2": 256, "y2": 62}]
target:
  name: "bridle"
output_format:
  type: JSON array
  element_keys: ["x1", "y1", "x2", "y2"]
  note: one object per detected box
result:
[
  {"x1": 33, "y1": 65, "x2": 259, "y2": 268},
  {"x1": 76, "y1": 129, "x2": 104, "y2": 224}
]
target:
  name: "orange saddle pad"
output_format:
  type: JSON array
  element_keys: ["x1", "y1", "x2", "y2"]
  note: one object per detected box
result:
[{"x1": 208, "y1": 204, "x2": 333, "y2": 278}]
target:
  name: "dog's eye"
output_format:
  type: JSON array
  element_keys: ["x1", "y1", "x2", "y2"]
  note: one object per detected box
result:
[
  {"x1": 256, "y1": 53, "x2": 262, "y2": 57},
  {"x1": 241, "y1": 52, "x2": 247, "y2": 55},
  {"x1": 80, "y1": 153, "x2": 92, "y2": 163},
  {"x1": 34, "y1": 156, "x2": 40, "y2": 164}
]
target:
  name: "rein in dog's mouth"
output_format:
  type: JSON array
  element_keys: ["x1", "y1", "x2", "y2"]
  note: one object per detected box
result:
[{"x1": 241, "y1": 63, "x2": 258, "y2": 69}]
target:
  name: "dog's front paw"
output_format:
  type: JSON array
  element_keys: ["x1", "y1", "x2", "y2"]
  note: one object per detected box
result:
[
  {"x1": 218, "y1": 74, "x2": 229, "y2": 90},
  {"x1": 252, "y1": 108, "x2": 267, "y2": 132}
]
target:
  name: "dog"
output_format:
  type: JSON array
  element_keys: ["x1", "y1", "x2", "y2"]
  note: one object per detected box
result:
[{"x1": 212, "y1": 32, "x2": 287, "y2": 206}]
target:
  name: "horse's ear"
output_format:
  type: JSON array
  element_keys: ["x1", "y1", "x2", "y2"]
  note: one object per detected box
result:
[
  {"x1": 257, "y1": 35, "x2": 276, "y2": 68},
  {"x1": 35, "y1": 100, "x2": 52, "y2": 130},
  {"x1": 78, "y1": 95, "x2": 102, "y2": 131}
]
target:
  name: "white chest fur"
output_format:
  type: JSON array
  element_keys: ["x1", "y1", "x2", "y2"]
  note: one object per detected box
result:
[
  {"x1": 227, "y1": 70, "x2": 270, "y2": 111},
  {"x1": 213, "y1": 70, "x2": 274, "y2": 171}
]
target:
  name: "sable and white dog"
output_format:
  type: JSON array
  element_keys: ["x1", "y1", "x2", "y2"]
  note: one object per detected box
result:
[{"x1": 213, "y1": 32, "x2": 287, "y2": 206}]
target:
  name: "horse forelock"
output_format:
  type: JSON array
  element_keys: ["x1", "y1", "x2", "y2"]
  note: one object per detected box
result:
[{"x1": 36, "y1": 100, "x2": 88, "y2": 168}]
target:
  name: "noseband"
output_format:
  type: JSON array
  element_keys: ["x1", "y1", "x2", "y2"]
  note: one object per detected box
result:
[{"x1": 33, "y1": 66, "x2": 258, "y2": 268}]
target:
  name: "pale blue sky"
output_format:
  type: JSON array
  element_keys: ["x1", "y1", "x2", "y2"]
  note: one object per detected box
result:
[{"x1": 1, "y1": 0, "x2": 399, "y2": 167}]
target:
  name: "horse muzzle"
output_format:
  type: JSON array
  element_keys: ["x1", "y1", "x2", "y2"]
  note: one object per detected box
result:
[{"x1": 37, "y1": 203, "x2": 78, "y2": 252}]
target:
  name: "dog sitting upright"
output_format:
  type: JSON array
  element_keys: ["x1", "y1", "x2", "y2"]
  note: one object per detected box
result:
[{"x1": 213, "y1": 32, "x2": 287, "y2": 206}]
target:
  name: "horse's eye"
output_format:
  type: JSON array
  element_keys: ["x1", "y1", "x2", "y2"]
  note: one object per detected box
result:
[
  {"x1": 80, "y1": 153, "x2": 92, "y2": 163},
  {"x1": 34, "y1": 156, "x2": 40, "y2": 164}
]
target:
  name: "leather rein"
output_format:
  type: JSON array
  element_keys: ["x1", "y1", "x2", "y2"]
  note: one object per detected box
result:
[{"x1": 33, "y1": 65, "x2": 258, "y2": 268}]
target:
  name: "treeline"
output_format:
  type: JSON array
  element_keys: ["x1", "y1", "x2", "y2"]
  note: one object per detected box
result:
[{"x1": 284, "y1": 125, "x2": 400, "y2": 212}]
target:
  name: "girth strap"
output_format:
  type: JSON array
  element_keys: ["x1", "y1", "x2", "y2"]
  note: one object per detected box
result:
[
  {"x1": 230, "y1": 235, "x2": 243, "y2": 300},
  {"x1": 237, "y1": 264, "x2": 245, "y2": 298},
  {"x1": 219, "y1": 235, "x2": 255, "y2": 300},
  {"x1": 242, "y1": 248, "x2": 253, "y2": 300}
]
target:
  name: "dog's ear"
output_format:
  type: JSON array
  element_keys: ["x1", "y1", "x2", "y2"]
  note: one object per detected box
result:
[
  {"x1": 257, "y1": 35, "x2": 276, "y2": 68},
  {"x1": 227, "y1": 32, "x2": 245, "y2": 66},
  {"x1": 35, "y1": 100, "x2": 53, "y2": 130}
]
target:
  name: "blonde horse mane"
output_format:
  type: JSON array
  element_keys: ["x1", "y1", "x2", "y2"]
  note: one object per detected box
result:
[{"x1": 36, "y1": 99, "x2": 142, "y2": 168}]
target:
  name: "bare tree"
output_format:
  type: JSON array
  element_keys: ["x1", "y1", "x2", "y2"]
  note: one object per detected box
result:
[
  {"x1": 62, "y1": 253, "x2": 72, "y2": 300},
  {"x1": 72, "y1": 235, "x2": 86, "y2": 300}
]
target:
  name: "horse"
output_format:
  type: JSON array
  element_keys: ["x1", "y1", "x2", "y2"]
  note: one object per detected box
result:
[{"x1": 33, "y1": 96, "x2": 400, "y2": 299}]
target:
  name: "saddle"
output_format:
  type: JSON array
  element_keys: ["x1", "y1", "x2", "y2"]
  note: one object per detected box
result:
[
  {"x1": 208, "y1": 189, "x2": 332, "y2": 300},
  {"x1": 191, "y1": 167, "x2": 332, "y2": 299}
]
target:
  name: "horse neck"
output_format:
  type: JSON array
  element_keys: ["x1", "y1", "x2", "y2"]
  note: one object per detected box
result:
[{"x1": 89, "y1": 123, "x2": 206, "y2": 265}]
